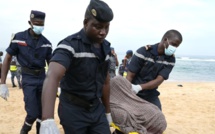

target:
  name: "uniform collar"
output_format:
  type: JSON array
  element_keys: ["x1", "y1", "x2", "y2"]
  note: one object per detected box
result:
[
  {"x1": 149, "y1": 43, "x2": 159, "y2": 56},
  {"x1": 24, "y1": 28, "x2": 43, "y2": 48},
  {"x1": 25, "y1": 28, "x2": 41, "y2": 39}
]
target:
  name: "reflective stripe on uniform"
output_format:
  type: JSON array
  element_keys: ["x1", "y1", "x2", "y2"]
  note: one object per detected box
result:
[
  {"x1": 11, "y1": 40, "x2": 26, "y2": 44},
  {"x1": 25, "y1": 121, "x2": 32, "y2": 126},
  {"x1": 57, "y1": 44, "x2": 111, "y2": 59},
  {"x1": 74, "y1": 52, "x2": 96, "y2": 58},
  {"x1": 57, "y1": 44, "x2": 75, "y2": 54},
  {"x1": 156, "y1": 61, "x2": 175, "y2": 66},
  {"x1": 41, "y1": 44, "x2": 52, "y2": 48},
  {"x1": 134, "y1": 52, "x2": 175, "y2": 66},
  {"x1": 134, "y1": 52, "x2": 155, "y2": 63}
]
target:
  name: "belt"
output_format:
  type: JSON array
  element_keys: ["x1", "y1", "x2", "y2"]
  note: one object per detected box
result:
[
  {"x1": 21, "y1": 67, "x2": 45, "y2": 76},
  {"x1": 61, "y1": 91, "x2": 101, "y2": 109}
]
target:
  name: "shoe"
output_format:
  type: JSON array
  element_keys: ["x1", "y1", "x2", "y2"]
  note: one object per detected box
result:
[{"x1": 12, "y1": 85, "x2": 17, "y2": 88}]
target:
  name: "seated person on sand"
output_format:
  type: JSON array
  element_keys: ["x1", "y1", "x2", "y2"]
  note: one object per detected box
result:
[{"x1": 110, "y1": 76, "x2": 167, "y2": 134}]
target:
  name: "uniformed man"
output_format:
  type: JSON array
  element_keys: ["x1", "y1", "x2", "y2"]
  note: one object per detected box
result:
[
  {"x1": 0, "y1": 10, "x2": 52, "y2": 134},
  {"x1": 109, "y1": 47, "x2": 119, "y2": 78},
  {"x1": 126, "y1": 29, "x2": 183, "y2": 110},
  {"x1": 40, "y1": 0, "x2": 114, "y2": 134}
]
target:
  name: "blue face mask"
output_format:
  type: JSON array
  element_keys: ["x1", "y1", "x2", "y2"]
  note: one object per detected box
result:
[
  {"x1": 164, "y1": 39, "x2": 177, "y2": 56},
  {"x1": 32, "y1": 25, "x2": 44, "y2": 35}
]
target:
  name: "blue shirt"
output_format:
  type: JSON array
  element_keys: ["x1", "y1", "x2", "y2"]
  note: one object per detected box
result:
[
  {"x1": 50, "y1": 29, "x2": 111, "y2": 100},
  {"x1": 128, "y1": 43, "x2": 175, "y2": 99}
]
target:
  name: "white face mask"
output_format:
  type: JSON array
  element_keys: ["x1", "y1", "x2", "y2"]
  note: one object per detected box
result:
[{"x1": 164, "y1": 39, "x2": 177, "y2": 56}]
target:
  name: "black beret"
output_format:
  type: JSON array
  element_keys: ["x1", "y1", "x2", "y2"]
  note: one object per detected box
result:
[
  {"x1": 30, "y1": 10, "x2": 46, "y2": 20},
  {"x1": 87, "y1": 0, "x2": 113, "y2": 22}
]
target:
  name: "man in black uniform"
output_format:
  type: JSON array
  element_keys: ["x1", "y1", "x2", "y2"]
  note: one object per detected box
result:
[
  {"x1": 40, "y1": 0, "x2": 114, "y2": 134},
  {"x1": 127, "y1": 29, "x2": 183, "y2": 110}
]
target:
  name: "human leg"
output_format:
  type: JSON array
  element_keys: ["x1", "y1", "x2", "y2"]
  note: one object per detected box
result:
[
  {"x1": 16, "y1": 72, "x2": 22, "y2": 89},
  {"x1": 11, "y1": 71, "x2": 16, "y2": 87},
  {"x1": 20, "y1": 84, "x2": 40, "y2": 133},
  {"x1": 88, "y1": 102, "x2": 110, "y2": 134},
  {"x1": 58, "y1": 96, "x2": 89, "y2": 134},
  {"x1": 58, "y1": 95, "x2": 111, "y2": 134},
  {"x1": 145, "y1": 96, "x2": 162, "y2": 110},
  {"x1": 36, "y1": 86, "x2": 42, "y2": 134}
]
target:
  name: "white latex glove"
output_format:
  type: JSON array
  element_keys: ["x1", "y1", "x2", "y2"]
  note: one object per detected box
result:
[
  {"x1": 131, "y1": 84, "x2": 142, "y2": 94},
  {"x1": 106, "y1": 113, "x2": 113, "y2": 126},
  {"x1": 0, "y1": 84, "x2": 9, "y2": 100},
  {"x1": 40, "y1": 119, "x2": 60, "y2": 134}
]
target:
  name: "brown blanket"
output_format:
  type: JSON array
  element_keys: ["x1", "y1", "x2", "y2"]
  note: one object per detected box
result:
[{"x1": 110, "y1": 76, "x2": 167, "y2": 134}]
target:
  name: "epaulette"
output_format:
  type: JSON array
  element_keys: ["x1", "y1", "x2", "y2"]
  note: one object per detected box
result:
[
  {"x1": 144, "y1": 45, "x2": 152, "y2": 50},
  {"x1": 10, "y1": 33, "x2": 15, "y2": 43}
]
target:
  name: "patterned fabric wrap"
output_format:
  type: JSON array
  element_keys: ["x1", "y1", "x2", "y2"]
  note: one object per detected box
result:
[{"x1": 110, "y1": 76, "x2": 167, "y2": 134}]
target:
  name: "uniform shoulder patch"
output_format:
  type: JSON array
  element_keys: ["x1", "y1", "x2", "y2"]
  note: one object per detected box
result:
[
  {"x1": 144, "y1": 44, "x2": 151, "y2": 50},
  {"x1": 10, "y1": 33, "x2": 15, "y2": 42}
]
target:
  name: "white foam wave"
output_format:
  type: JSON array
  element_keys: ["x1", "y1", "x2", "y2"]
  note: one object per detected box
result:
[{"x1": 177, "y1": 57, "x2": 215, "y2": 62}]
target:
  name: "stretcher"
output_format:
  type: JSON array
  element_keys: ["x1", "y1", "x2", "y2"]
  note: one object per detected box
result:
[
  {"x1": 111, "y1": 123, "x2": 138, "y2": 134},
  {"x1": 111, "y1": 123, "x2": 165, "y2": 134}
]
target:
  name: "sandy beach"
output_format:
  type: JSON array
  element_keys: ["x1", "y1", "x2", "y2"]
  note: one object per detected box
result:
[{"x1": 0, "y1": 79, "x2": 215, "y2": 134}]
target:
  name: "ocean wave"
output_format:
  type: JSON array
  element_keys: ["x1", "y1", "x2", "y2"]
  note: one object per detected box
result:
[{"x1": 176, "y1": 57, "x2": 215, "y2": 62}]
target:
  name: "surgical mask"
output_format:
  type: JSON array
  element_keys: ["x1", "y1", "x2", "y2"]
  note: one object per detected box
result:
[
  {"x1": 32, "y1": 25, "x2": 44, "y2": 35},
  {"x1": 164, "y1": 39, "x2": 177, "y2": 56}
]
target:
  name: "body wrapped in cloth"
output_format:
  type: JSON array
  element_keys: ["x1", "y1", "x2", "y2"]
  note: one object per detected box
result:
[{"x1": 110, "y1": 76, "x2": 167, "y2": 134}]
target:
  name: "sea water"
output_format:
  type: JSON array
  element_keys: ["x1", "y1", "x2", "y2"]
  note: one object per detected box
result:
[
  {"x1": 1, "y1": 48, "x2": 215, "y2": 82},
  {"x1": 116, "y1": 55, "x2": 215, "y2": 82},
  {"x1": 169, "y1": 56, "x2": 215, "y2": 82}
]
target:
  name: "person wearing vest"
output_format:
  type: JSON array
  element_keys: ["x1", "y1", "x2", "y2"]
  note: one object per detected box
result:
[{"x1": 10, "y1": 58, "x2": 22, "y2": 88}]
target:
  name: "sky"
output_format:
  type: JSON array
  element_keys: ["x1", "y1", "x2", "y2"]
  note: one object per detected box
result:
[{"x1": 0, "y1": 0, "x2": 215, "y2": 57}]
